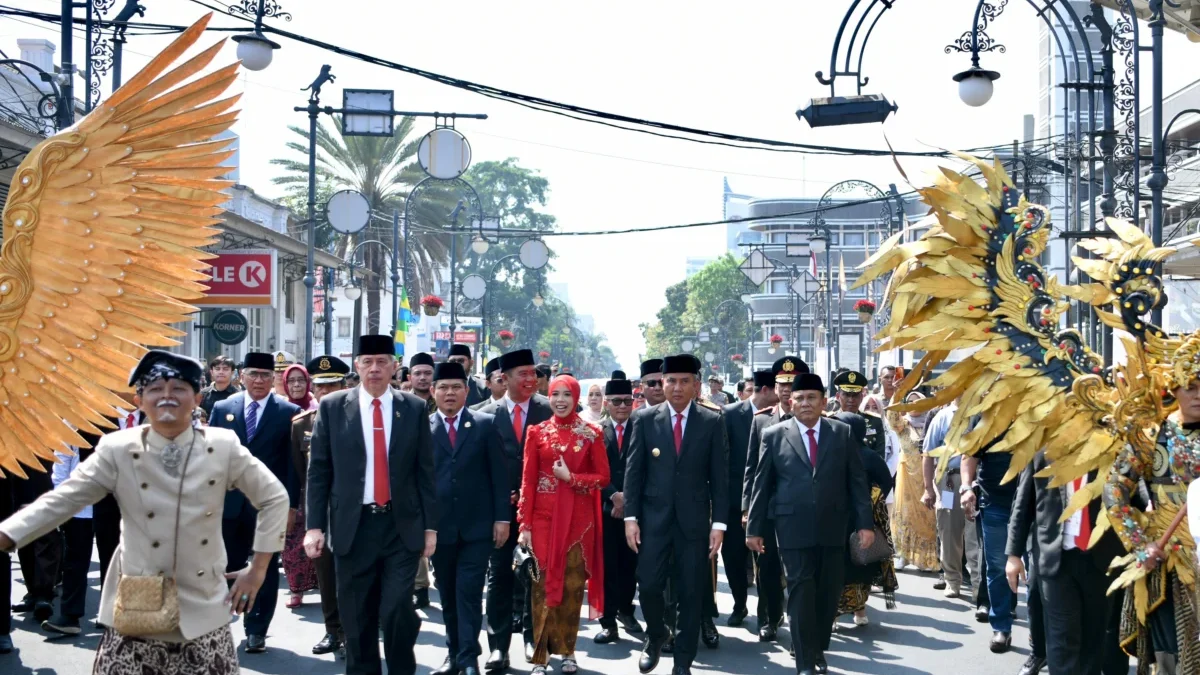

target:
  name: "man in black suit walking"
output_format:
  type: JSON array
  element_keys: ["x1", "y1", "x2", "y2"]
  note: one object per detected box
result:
[
  {"x1": 428, "y1": 362, "x2": 511, "y2": 675},
  {"x1": 475, "y1": 348, "x2": 553, "y2": 670},
  {"x1": 594, "y1": 376, "x2": 643, "y2": 644},
  {"x1": 447, "y1": 344, "x2": 491, "y2": 407},
  {"x1": 721, "y1": 369, "x2": 778, "y2": 628},
  {"x1": 212, "y1": 351, "x2": 301, "y2": 654},
  {"x1": 624, "y1": 354, "x2": 729, "y2": 675},
  {"x1": 304, "y1": 335, "x2": 438, "y2": 675},
  {"x1": 747, "y1": 373, "x2": 874, "y2": 675},
  {"x1": 1005, "y1": 451, "x2": 1125, "y2": 674}
]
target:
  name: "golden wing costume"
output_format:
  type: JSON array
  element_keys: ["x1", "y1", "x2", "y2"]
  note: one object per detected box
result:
[
  {"x1": 856, "y1": 154, "x2": 1199, "y2": 671},
  {"x1": 0, "y1": 15, "x2": 236, "y2": 477}
]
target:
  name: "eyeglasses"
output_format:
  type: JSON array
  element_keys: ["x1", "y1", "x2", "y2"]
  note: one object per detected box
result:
[
  {"x1": 243, "y1": 371, "x2": 273, "y2": 381},
  {"x1": 607, "y1": 397, "x2": 634, "y2": 407},
  {"x1": 642, "y1": 380, "x2": 663, "y2": 388}
]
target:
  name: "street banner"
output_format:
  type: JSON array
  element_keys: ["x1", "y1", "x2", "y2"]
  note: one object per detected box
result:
[{"x1": 197, "y1": 249, "x2": 277, "y2": 307}]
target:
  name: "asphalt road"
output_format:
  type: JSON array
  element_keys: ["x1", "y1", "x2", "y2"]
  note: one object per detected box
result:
[{"x1": 1, "y1": 550, "x2": 1087, "y2": 675}]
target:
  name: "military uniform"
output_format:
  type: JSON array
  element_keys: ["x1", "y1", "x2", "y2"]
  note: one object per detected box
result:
[{"x1": 833, "y1": 371, "x2": 886, "y2": 459}]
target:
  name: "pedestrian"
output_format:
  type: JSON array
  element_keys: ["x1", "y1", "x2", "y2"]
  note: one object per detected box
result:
[
  {"x1": 280, "y1": 364, "x2": 319, "y2": 609},
  {"x1": 290, "y1": 355, "x2": 352, "y2": 658},
  {"x1": 428, "y1": 361, "x2": 511, "y2": 675},
  {"x1": 832, "y1": 371, "x2": 886, "y2": 459},
  {"x1": 476, "y1": 349, "x2": 553, "y2": 670},
  {"x1": 705, "y1": 376, "x2": 730, "y2": 406},
  {"x1": 38, "y1": 446, "x2": 96, "y2": 636},
  {"x1": 889, "y1": 392, "x2": 938, "y2": 572},
  {"x1": 272, "y1": 351, "x2": 295, "y2": 397},
  {"x1": 536, "y1": 365, "x2": 552, "y2": 396},
  {"x1": 210, "y1": 352, "x2": 302, "y2": 654},
  {"x1": 304, "y1": 334, "x2": 438, "y2": 675},
  {"x1": 517, "y1": 374, "x2": 610, "y2": 675},
  {"x1": 446, "y1": 344, "x2": 491, "y2": 407},
  {"x1": 581, "y1": 383, "x2": 605, "y2": 423},
  {"x1": 408, "y1": 353, "x2": 438, "y2": 610},
  {"x1": 746, "y1": 372, "x2": 874, "y2": 675},
  {"x1": 920, "y1": 398, "x2": 981, "y2": 600},
  {"x1": 722, "y1": 369, "x2": 779, "y2": 630},
  {"x1": 482, "y1": 358, "x2": 506, "y2": 406},
  {"x1": 0, "y1": 350, "x2": 289, "y2": 675},
  {"x1": 961, "y1": 432, "x2": 1019, "y2": 652},
  {"x1": 624, "y1": 354, "x2": 729, "y2": 675},
  {"x1": 594, "y1": 375, "x2": 644, "y2": 645},
  {"x1": 199, "y1": 355, "x2": 242, "y2": 418}
]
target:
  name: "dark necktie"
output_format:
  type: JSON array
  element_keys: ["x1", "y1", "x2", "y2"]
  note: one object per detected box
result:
[
  {"x1": 673, "y1": 414, "x2": 683, "y2": 454},
  {"x1": 372, "y1": 399, "x2": 389, "y2": 505},
  {"x1": 446, "y1": 415, "x2": 458, "y2": 447},
  {"x1": 807, "y1": 428, "x2": 818, "y2": 467},
  {"x1": 616, "y1": 424, "x2": 625, "y2": 453},
  {"x1": 246, "y1": 400, "x2": 259, "y2": 442}
]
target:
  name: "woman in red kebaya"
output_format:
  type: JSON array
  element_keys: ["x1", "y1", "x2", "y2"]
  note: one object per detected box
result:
[{"x1": 517, "y1": 375, "x2": 610, "y2": 675}]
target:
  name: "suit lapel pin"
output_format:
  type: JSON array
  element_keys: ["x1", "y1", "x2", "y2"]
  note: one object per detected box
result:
[
  {"x1": 465, "y1": 421, "x2": 472, "y2": 428},
  {"x1": 395, "y1": 411, "x2": 401, "y2": 418},
  {"x1": 225, "y1": 414, "x2": 234, "y2": 422},
  {"x1": 652, "y1": 448, "x2": 661, "y2": 457}
]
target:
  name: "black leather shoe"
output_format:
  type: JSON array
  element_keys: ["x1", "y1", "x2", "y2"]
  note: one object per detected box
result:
[
  {"x1": 618, "y1": 612, "x2": 644, "y2": 635},
  {"x1": 726, "y1": 607, "x2": 748, "y2": 627},
  {"x1": 414, "y1": 588, "x2": 430, "y2": 609},
  {"x1": 701, "y1": 620, "x2": 719, "y2": 649},
  {"x1": 758, "y1": 623, "x2": 777, "y2": 641},
  {"x1": 638, "y1": 638, "x2": 664, "y2": 673},
  {"x1": 32, "y1": 600, "x2": 53, "y2": 623},
  {"x1": 463, "y1": 666, "x2": 481, "y2": 675},
  {"x1": 0, "y1": 634, "x2": 12, "y2": 654},
  {"x1": 797, "y1": 670, "x2": 815, "y2": 675},
  {"x1": 245, "y1": 634, "x2": 267, "y2": 654},
  {"x1": 661, "y1": 637, "x2": 675, "y2": 654},
  {"x1": 814, "y1": 653, "x2": 828, "y2": 674},
  {"x1": 975, "y1": 606, "x2": 989, "y2": 623},
  {"x1": 433, "y1": 656, "x2": 460, "y2": 675},
  {"x1": 523, "y1": 641, "x2": 534, "y2": 663},
  {"x1": 484, "y1": 650, "x2": 509, "y2": 672},
  {"x1": 990, "y1": 631, "x2": 1012, "y2": 654},
  {"x1": 932, "y1": 574, "x2": 947, "y2": 590},
  {"x1": 594, "y1": 627, "x2": 619, "y2": 644},
  {"x1": 670, "y1": 666, "x2": 691, "y2": 675},
  {"x1": 1018, "y1": 655, "x2": 1047, "y2": 675},
  {"x1": 312, "y1": 633, "x2": 342, "y2": 655}
]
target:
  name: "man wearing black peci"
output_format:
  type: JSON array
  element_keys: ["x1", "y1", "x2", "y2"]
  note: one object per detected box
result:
[
  {"x1": 747, "y1": 373, "x2": 874, "y2": 675},
  {"x1": 624, "y1": 354, "x2": 729, "y2": 675},
  {"x1": 447, "y1": 343, "x2": 491, "y2": 407},
  {"x1": 594, "y1": 375, "x2": 644, "y2": 644}
]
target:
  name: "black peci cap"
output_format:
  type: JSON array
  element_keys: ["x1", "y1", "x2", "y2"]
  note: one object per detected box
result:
[
  {"x1": 661, "y1": 354, "x2": 701, "y2": 375},
  {"x1": 433, "y1": 362, "x2": 467, "y2": 381},
  {"x1": 485, "y1": 357, "x2": 501, "y2": 376},
  {"x1": 242, "y1": 351, "x2": 275, "y2": 372},
  {"x1": 611, "y1": 369, "x2": 627, "y2": 380},
  {"x1": 605, "y1": 379, "x2": 633, "y2": 396},
  {"x1": 358, "y1": 335, "x2": 395, "y2": 356},
  {"x1": 793, "y1": 373, "x2": 825, "y2": 393},
  {"x1": 449, "y1": 344, "x2": 473, "y2": 359},
  {"x1": 409, "y1": 352, "x2": 435, "y2": 369},
  {"x1": 640, "y1": 359, "x2": 664, "y2": 378},
  {"x1": 499, "y1": 349, "x2": 535, "y2": 372},
  {"x1": 752, "y1": 370, "x2": 776, "y2": 388}
]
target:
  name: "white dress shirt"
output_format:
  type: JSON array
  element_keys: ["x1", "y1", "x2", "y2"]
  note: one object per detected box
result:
[
  {"x1": 505, "y1": 394, "x2": 530, "y2": 423},
  {"x1": 1063, "y1": 474, "x2": 1088, "y2": 551},
  {"x1": 436, "y1": 409, "x2": 462, "y2": 434},
  {"x1": 244, "y1": 391, "x2": 272, "y2": 419},
  {"x1": 53, "y1": 450, "x2": 92, "y2": 519},
  {"x1": 358, "y1": 387, "x2": 393, "y2": 505},
  {"x1": 795, "y1": 417, "x2": 821, "y2": 445}
]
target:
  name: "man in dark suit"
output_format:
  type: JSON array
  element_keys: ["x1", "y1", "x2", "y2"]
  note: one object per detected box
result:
[
  {"x1": 594, "y1": 376, "x2": 643, "y2": 644},
  {"x1": 743, "y1": 357, "x2": 806, "y2": 641},
  {"x1": 1005, "y1": 452, "x2": 1125, "y2": 675},
  {"x1": 747, "y1": 373, "x2": 874, "y2": 675},
  {"x1": 428, "y1": 362, "x2": 511, "y2": 675},
  {"x1": 305, "y1": 335, "x2": 437, "y2": 675},
  {"x1": 447, "y1": 343, "x2": 491, "y2": 407},
  {"x1": 721, "y1": 369, "x2": 778, "y2": 629},
  {"x1": 624, "y1": 354, "x2": 729, "y2": 675},
  {"x1": 211, "y1": 351, "x2": 301, "y2": 654},
  {"x1": 475, "y1": 348, "x2": 553, "y2": 670}
]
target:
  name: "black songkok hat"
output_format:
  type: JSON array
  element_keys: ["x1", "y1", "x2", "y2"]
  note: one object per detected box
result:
[
  {"x1": 433, "y1": 362, "x2": 467, "y2": 381},
  {"x1": 499, "y1": 349, "x2": 535, "y2": 372},
  {"x1": 358, "y1": 335, "x2": 395, "y2": 356},
  {"x1": 793, "y1": 373, "x2": 825, "y2": 393},
  {"x1": 129, "y1": 350, "x2": 204, "y2": 392},
  {"x1": 605, "y1": 379, "x2": 633, "y2": 396},
  {"x1": 409, "y1": 352, "x2": 435, "y2": 368},
  {"x1": 449, "y1": 344, "x2": 473, "y2": 359},
  {"x1": 661, "y1": 354, "x2": 701, "y2": 375},
  {"x1": 611, "y1": 369, "x2": 627, "y2": 380},
  {"x1": 771, "y1": 356, "x2": 810, "y2": 383},
  {"x1": 752, "y1": 370, "x2": 776, "y2": 388},
  {"x1": 640, "y1": 359, "x2": 663, "y2": 378},
  {"x1": 242, "y1": 351, "x2": 275, "y2": 372},
  {"x1": 485, "y1": 357, "x2": 501, "y2": 376},
  {"x1": 832, "y1": 370, "x2": 867, "y2": 393},
  {"x1": 306, "y1": 355, "x2": 350, "y2": 385}
]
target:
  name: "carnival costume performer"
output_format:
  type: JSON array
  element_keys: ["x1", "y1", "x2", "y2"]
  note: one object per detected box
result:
[
  {"x1": 856, "y1": 153, "x2": 1200, "y2": 674},
  {"x1": 889, "y1": 391, "x2": 939, "y2": 571},
  {"x1": 517, "y1": 375, "x2": 610, "y2": 675}
]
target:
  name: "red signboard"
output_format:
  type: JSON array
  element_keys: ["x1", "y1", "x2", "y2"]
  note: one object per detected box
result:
[
  {"x1": 196, "y1": 249, "x2": 278, "y2": 307},
  {"x1": 433, "y1": 331, "x2": 478, "y2": 343}
]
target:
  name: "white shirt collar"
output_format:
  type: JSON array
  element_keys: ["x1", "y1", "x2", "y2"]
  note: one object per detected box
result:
[
  {"x1": 436, "y1": 408, "x2": 464, "y2": 429},
  {"x1": 795, "y1": 417, "x2": 821, "y2": 438},
  {"x1": 665, "y1": 402, "x2": 691, "y2": 420},
  {"x1": 244, "y1": 391, "x2": 271, "y2": 413},
  {"x1": 505, "y1": 394, "x2": 530, "y2": 415}
]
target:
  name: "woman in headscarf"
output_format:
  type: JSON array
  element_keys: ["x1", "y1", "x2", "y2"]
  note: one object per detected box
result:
[
  {"x1": 580, "y1": 383, "x2": 605, "y2": 423},
  {"x1": 280, "y1": 364, "x2": 318, "y2": 607},
  {"x1": 833, "y1": 412, "x2": 897, "y2": 628},
  {"x1": 888, "y1": 391, "x2": 939, "y2": 572},
  {"x1": 517, "y1": 375, "x2": 610, "y2": 675}
]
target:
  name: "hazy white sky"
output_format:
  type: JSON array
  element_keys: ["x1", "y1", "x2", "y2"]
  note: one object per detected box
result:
[{"x1": 3, "y1": 1, "x2": 1198, "y2": 371}]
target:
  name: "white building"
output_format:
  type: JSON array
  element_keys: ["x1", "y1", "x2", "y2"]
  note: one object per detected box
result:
[{"x1": 685, "y1": 256, "x2": 716, "y2": 278}]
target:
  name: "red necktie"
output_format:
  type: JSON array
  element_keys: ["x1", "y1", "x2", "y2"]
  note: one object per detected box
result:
[
  {"x1": 372, "y1": 399, "x2": 389, "y2": 505},
  {"x1": 1074, "y1": 477, "x2": 1091, "y2": 551},
  {"x1": 673, "y1": 414, "x2": 683, "y2": 454},
  {"x1": 616, "y1": 424, "x2": 625, "y2": 454},
  {"x1": 126, "y1": 413, "x2": 135, "y2": 429},
  {"x1": 807, "y1": 429, "x2": 818, "y2": 467},
  {"x1": 513, "y1": 404, "x2": 524, "y2": 445},
  {"x1": 446, "y1": 416, "x2": 458, "y2": 447}
]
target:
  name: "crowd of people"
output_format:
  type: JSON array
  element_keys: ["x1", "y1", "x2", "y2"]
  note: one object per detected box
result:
[{"x1": 1, "y1": 338, "x2": 1199, "y2": 675}]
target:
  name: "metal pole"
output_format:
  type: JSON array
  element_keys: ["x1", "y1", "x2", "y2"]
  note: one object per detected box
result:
[
  {"x1": 112, "y1": 35, "x2": 123, "y2": 92},
  {"x1": 391, "y1": 209, "x2": 400, "y2": 335},
  {"x1": 1148, "y1": 0, "x2": 1166, "y2": 328},
  {"x1": 448, "y1": 201, "x2": 464, "y2": 333},
  {"x1": 324, "y1": 267, "x2": 334, "y2": 354},
  {"x1": 824, "y1": 244, "x2": 833, "y2": 378},
  {"x1": 84, "y1": 1, "x2": 93, "y2": 113},
  {"x1": 352, "y1": 291, "x2": 362, "y2": 359},
  {"x1": 302, "y1": 97, "x2": 319, "y2": 362},
  {"x1": 59, "y1": 0, "x2": 74, "y2": 129}
]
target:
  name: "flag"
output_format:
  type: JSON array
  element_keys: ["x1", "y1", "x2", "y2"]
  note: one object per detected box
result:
[
  {"x1": 809, "y1": 251, "x2": 818, "y2": 279},
  {"x1": 838, "y1": 253, "x2": 847, "y2": 298},
  {"x1": 394, "y1": 287, "x2": 413, "y2": 358}
]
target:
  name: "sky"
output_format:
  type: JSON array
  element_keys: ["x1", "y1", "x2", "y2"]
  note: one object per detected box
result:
[{"x1": 3, "y1": 0, "x2": 1199, "y2": 372}]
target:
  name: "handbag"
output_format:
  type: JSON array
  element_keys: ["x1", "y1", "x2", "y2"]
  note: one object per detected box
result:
[
  {"x1": 848, "y1": 526, "x2": 893, "y2": 567},
  {"x1": 112, "y1": 430, "x2": 196, "y2": 637},
  {"x1": 513, "y1": 544, "x2": 539, "y2": 583}
]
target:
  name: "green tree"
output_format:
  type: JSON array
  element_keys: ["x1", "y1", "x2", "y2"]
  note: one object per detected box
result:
[{"x1": 640, "y1": 279, "x2": 689, "y2": 357}]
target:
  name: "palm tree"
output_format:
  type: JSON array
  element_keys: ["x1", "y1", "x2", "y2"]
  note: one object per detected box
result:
[{"x1": 271, "y1": 115, "x2": 453, "y2": 332}]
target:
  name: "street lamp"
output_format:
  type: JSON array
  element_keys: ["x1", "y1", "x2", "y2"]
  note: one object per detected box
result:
[
  {"x1": 471, "y1": 235, "x2": 490, "y2": 255},
  {"x1": 228, "y1": 0, "x2": 289, "y2": 71},
  {"x1": 953, "y1": 66, "x2": 1000, "y2": 107},
  {"x1": 532, "y1": 292, "x2": 545, "y2": 308},
  {"x1": 801, "y1": 0, "x2": 900, "y2": 128}
]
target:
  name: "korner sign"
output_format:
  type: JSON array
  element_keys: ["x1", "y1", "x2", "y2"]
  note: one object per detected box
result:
[{"x1": 196, "y1": 249, "x2": 278, "y2": 308}]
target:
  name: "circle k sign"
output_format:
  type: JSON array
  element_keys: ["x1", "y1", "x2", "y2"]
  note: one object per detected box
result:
[{"x1": 198, "y1": 249, "x2": 278, "y2": 307}]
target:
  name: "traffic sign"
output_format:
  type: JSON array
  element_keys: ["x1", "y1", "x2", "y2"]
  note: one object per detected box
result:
[{"x1": 210, "y1": 309, "x2": 249, "y2": 346}]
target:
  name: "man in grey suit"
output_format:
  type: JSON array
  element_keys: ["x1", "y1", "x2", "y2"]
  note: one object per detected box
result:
[
  {"x1": 624, "y1": 354, "x2": 729, "y2": 675},
  {"x1": 304, "y1": 335, "x2": 438, "y2": 675},
  {"x1": 747, "y1": 373, "x2": 874, "y2": 675},
  {"x1": 475, "y1": 348, "x2": 553, "y2": 670}
]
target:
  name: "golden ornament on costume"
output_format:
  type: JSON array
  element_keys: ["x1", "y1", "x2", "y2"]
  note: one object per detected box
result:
[
  {"x1": 0, "y1": 14, "x2": 238, "y2": 477},
  {"x1": 856, "y1": 152, "x2": 1200, "y2": 669}
]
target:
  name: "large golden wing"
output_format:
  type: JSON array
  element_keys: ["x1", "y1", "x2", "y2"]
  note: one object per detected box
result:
[
  {"x1": 855, "y1": 155, "x2": 1120, "y2": 497},
  {"x1": 0, "y1": 15, "x2": 236, "y2": 477}
]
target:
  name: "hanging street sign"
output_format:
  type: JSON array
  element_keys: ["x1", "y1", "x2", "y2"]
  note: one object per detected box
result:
[{"x1": 209, "y1": 309, "x2": 249, "y2": 346}]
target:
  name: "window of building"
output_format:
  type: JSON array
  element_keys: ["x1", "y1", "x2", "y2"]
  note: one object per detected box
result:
[
  {"x1": 338, "y1": 316, "x2": 351, "y2": 338},
  {"x1": 842, "y1": 231, "x2": 865, "y2": 249},
  {"x1": 247, "y1": 308, "x2": 264, "y2": 351},
  {"x1": 769, "y1": 278, "x2": 790, "y2": 294},
  {"x1": 284, "y1": 279, "x2": 296, "y2": 323}
]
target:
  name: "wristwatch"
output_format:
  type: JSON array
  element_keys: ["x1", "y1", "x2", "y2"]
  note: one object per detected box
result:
[{"x1": 958, "y1": 482, "x2": 976, "y2": 495}]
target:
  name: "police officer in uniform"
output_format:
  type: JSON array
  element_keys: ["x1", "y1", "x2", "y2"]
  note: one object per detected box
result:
[
  {"x1": 831, "y1": 371, "x2": 885, "y2": 459},
  {"x1": 291, "y1": 355, "x2": 351, "y2": 658}
]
